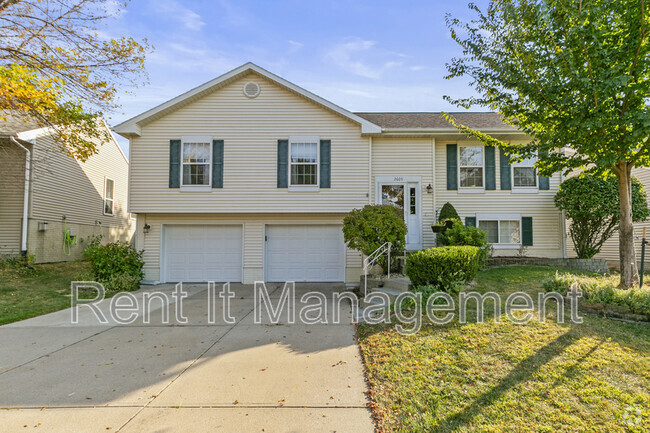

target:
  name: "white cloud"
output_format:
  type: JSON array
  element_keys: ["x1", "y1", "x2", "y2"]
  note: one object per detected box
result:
[
  {"x1": 288, "y1": 40, "x2": 304, "y2": 54},
  {"x1": 325, "y1": 38, "x2": 406, "y2": 79},
  {"x1": 410, "y1": 65, "x2": 425, "y2": 71},
  {"x1": 152, "y1": 0, "x2": 205, "y2": 31}
]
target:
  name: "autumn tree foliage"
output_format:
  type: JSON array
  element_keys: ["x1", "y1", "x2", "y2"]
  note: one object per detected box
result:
[{"x1": 0, "y1": 0, "x2": 149, "y2": 160}]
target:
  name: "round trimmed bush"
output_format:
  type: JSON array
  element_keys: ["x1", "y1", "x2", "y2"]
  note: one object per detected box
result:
[{"x1": 405, "y1": 246, "x2": 480, "y2": 291}]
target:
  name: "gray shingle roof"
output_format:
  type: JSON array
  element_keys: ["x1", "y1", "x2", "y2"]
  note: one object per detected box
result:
[
  {"x1": 0, "y1": 112, "x2": 42, "y2": 135},
  {"x1": 354, "y1": 112, "x2": 515, "y2": 130}
]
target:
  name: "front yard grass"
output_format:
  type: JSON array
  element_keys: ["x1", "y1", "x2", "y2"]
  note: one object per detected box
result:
[
  {"x1": 0, "y1": 261, "x2": 95, "y2": 325},
  {"x1": 358, "y1": 266, "x2": 650, "y2": 432}
]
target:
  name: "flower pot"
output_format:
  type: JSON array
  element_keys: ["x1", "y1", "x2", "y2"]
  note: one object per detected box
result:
[{"x1": 431, "y1": 225, "x2": 445, "y2": 233}]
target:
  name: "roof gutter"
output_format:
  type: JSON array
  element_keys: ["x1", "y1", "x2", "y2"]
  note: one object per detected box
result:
[{"x1": 10, "y1": 136, "x2": 30, "y2": 254}]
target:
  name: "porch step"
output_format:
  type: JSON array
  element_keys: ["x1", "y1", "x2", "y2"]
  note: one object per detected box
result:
[{"x1": 382, "y1": 277, "x2": 412, "y2": 292}]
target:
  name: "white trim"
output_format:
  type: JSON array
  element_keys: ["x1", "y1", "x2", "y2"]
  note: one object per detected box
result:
[
  {"x1": 9, "y1": 137, "x2": 30, "y2": 252},
  {"x1": 458, "y1": 144, "x2": 485, "y2": 190},
  {"x1": 103, "y1": 177, "x2": 115, "y2": 216},
  {"x1": 113, "y1": 63, "x2": 382, "y2": 137},
  {"x1": 288, "y1": 135, "x2": 319, "y2": 188},
  {"x1": 180, "y1": 136, "x2": 213, "y2": 187}
]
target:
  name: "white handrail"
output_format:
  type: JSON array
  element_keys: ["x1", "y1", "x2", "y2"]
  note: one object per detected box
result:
[{"x1": 363, "y1": 242, "x2": 392, "y2": 296}]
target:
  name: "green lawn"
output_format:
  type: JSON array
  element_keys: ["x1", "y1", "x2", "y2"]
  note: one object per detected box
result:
[
  {"x1": 0, "y1": 261, "x2": 95, "y2": 325},
  {"x1": 358, "y1": 266, "x2": 650, "y2": 432}
]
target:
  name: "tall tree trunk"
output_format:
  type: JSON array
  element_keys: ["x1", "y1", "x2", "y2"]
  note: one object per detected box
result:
[{"x1": 616, "y1": 162, "x2": 638, "y2": 288}]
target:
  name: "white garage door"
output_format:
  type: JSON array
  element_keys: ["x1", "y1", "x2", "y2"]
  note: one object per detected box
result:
[
  {"x1": 163, "y1": 225, "x2": 242, "y2": 283},
  {"x1": 265, "y1": 225, "x2": 345, "y2": 282}
]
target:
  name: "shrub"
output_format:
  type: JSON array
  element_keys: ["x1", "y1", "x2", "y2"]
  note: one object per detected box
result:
[
  {"x1": 436, "y1": 220, "x2": 490, "y2": 267},
  {"x1": 542, "y1": 271, "x2": 650, "y2": 315},
  {"x1": 343, "y1": 204, "x2": 407, "y2": 272},
  {"x1": 555, "y1": 175, "x2": 649, "y2": 258},
  {"x1": 438, "y1": 202, "x2": 461, "y2": 223},
  {"x1": 104, "y1": 272, "x2": 142, "y2": 292},
  {"x1": 405, "y1": 246, "x2": 480, "y2": 291},
  {"x1": 83, "y1": 238, "x2": 144, "y2": 290}
]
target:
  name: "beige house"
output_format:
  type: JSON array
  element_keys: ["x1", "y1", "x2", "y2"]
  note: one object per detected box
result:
[
  {"x1": 114, "y1": 63, "x2": 565, "y2": 285},
  {"x1": 0, "y1": 115, "x2": 133, "y2": 263}
]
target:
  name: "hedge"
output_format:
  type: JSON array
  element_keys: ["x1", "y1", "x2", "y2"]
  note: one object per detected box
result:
[{"x1": 405, "y1": 246, "x2": 481, "y2": 291}]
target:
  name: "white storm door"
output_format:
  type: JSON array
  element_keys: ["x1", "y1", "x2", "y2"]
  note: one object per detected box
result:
[{"x1": 377, "y1": 178, "x2": 422, "y2": 250}]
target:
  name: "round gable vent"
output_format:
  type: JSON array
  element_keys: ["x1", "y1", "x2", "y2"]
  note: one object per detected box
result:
[{"x1": 243, "y1": 81, "x2": 261, "y2": 98}]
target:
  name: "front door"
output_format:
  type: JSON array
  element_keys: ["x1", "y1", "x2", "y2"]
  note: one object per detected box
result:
[{"x1": 377, "y1": 177, "x2": 422, "y2": 250}]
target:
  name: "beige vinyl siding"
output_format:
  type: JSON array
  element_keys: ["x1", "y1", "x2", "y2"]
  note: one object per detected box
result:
[
  {"x1": 25, "y1": 126, "x2": 133, "y2": 262},
  {"x1": 128, "y1": 72, "x2": 369, "y2": 214},
  {"x1": 137, "y1": 213, "x2": 361, "y2": 284},
  {"x1": 435, "y1": 140, "x2": 564, "y2": 257},
  {"x1": 371, "y1": 137, "x2": 435, "y2": 248},
  {"x1": 0, "y1": 139, "x2": 29, "y2": 255},
  {"x1": 569, "y1": 167, "x2": 650, "y2": 266},
  {"x1": 30, "y1": 131, "x2": 130, "y2": 228}
]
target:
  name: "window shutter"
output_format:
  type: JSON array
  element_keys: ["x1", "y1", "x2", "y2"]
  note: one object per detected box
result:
[
  {"x1": 465, "y1": 217, "x2": 476, "y2": 227},
  {"x1": 522, "y1": 217, "x2": 533, "y2": 246},
  {"x1": 212, "y1": 139, "x2": 224, "y2": 188},
  {"x1": 169, "y1": 139, "x2": 181, "y2": 188},
  {"x1": 538, "y1": 175, "x2": 550, "y2": 190},
  {"x1": 485, "y1": 146, "x2": 496, "y2": 190},
  {"x1": 499, "y1": 148, "x2": 511, "y2": 190},
  {"x1": 446, "y1": 144, "x2": 458, "y2": 190},
  {"x1": 320, "y1": 139, "x2": 331, "y2": 188},
  {"x1": 277, "y1": 139, "x2": 288, "y2": 188}
]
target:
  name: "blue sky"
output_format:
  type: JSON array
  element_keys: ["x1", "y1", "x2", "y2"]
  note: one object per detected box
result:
[{"x1": 105, "y1": 0, "x2": 487, "y2": 151}]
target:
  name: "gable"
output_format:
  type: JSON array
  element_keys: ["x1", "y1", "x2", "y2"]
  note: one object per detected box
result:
[{"x1": 115, "y1": 63, "x2": 381, "y2": 137}]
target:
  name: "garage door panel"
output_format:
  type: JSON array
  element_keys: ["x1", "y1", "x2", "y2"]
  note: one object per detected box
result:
[
  {"x1": 164, "y1": 225, "x2": 242, "y2": 283},
  {"x1": 265, "y1": 225, "x2": 344, "y2": 282}
]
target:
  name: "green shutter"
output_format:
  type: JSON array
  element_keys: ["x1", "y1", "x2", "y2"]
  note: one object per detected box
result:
[
  {"x1": 447, "y1": 144, "x2": 458, "y2": 190},
  {"x1": 499, "y1": 148, "x2": 511, "y2": 190},
  {"x1": 169, "y1": 139, "x2": 180, "y2": 188},
  {"x1": 320, "y1": 140, "x2": 331, "y2": 188},
  {"x1": 522, "y1": 217, "x2": 533, "y2": 246},
  {"x1": 277, "y1": 139, "x2": 288, "y2": 188},
  {"x1": 465, "y1": 217, "x2": 477, "y2": 227},
  {"x1": 485, "y1": 146, "x2": 496, "y2": 190},
  {"x1": 538, "y1": 175, "x2": 550, "y2": 190},
  {"x1": 212, "y1": 139, "x2": 224, "y2": 188}
]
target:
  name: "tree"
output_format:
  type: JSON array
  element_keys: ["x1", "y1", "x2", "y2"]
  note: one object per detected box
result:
[
  {"x1": 0, "y1": 0, "x2": 149, "y2": 160},
  {"x1": 444, "y1": 0, "x2": 650, "y2": 287},
  {"x1": 438, "y1": 202, "x2": 461, "y2": 222},
  {"x1": 556, "y1": 175, "x2": 649, "y2": 258},
  {"x1": 342, "y1": 204, "x2": 407, "y2": 272}
]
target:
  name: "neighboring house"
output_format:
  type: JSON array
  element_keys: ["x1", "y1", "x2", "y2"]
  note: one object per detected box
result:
[
  {"x1": 114, "y1": 62, "x2": 564, "y2": 285},
  {"x1": 0, "y1": 114, "x2": 133, "y2": 263}
]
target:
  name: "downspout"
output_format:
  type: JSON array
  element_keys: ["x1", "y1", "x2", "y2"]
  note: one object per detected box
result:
[
  {"x1": 10, "y1": 136, "x2": 30, "y2": 254},
  {"x1": 368, "y1": 136, "x2": 373, "y2": 204},
  {"x1": 559, "y1": 171, "x2": 567, "y2": 258}
]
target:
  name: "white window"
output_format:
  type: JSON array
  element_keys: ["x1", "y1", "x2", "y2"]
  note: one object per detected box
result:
[
  {"x1": 289, "y1": 136, "x2": 319, "y2": 186},
  {"x1": 512, "y1": 156, "x2": 537, "y2": 188},
  {"x1": 478, "y1": 219, "x2": 521, "y2": 245},
  {"x1": 103, "y1": 177, "x2": 114, "y2": 216},
  {"x1": 459, "y1": 145, "x2": 484, "y2": 188},
  {"x1": 181, "y1": 136, "x2": 212, "y2": 186}
]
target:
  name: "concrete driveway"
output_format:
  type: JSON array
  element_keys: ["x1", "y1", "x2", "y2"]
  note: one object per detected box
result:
[{"x1": 0, "y1": 283, "x2": 374, "y2": 432}]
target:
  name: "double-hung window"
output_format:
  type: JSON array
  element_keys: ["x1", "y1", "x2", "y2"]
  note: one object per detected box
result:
[
  {"x1": 103, "y1": 177, "x2": 114, "y2": 216},
  {"x1": 181, "y1": 137, "x2": 212, "y2": 187},
  {"x1": 512, "y1": 156, "x2": 537, "y2": 188},
  {"x1": 289, "y1": 136, "x2": 319, "y2": 186},
  {"x1": 459, "y1": 145, "x2": 484, "y2": 189},
  {"x1": 478, "y1": 217, "x2": 521, "y2": 247}
]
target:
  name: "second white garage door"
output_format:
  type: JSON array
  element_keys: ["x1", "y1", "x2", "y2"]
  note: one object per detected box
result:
[
  {"x1": 265, "y1": 225, "x2": 345, "y2": 282},
  {"x1": 163, "y1": 225, "x2": 242, "y2": 283}
]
